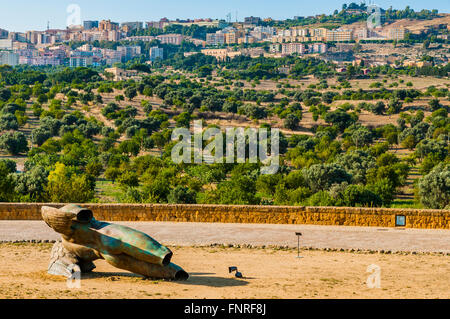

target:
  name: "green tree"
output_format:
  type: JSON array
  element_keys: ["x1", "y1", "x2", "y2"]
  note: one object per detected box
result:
[
  {"x1": 401, "y1": 135, "x2": 416, "y2": 150},
  {"x1": 343, "y1": 184, "x2": 382, "y2": 207},
  {"x1": 45, "y1": 162, "x2": 95, "y2": 203},
  {"x1": 387, "y1": 97, "x2": 403, "y2": 114},
  {"x1": 302, "y1": 163, "x2": 352, "y2": 192},
  {"x1": 323, "y1": 110, "x2": 356, "y2": 133},
  {"x1": 124, "y1": 87, "x2": 137, "y2": 101},
  {"x1": 210, "y1": 175, "x2": 260, "y2": 205},
  {"x1": 118, "y1": 139, "x2": 140, "y2": 157},
  {"x1": 117, "y1": 170, "x2": 140, "y2": 188},
  {"x1": 428, "y1": 99, "x2": 441, "y2": 111},
  {"x1": 0, "y1": 87, "x2": 11, "y2": 102},
  {"x1": 418, "y1": 163, "x2": 449, "y2": 209},
  {"x1": 284, "y1": 113, "x2": 300, "y2": 130},
  {"x1": 14, "y1": 165, "x2": 49, "y2": 202},
  {"x1": 0, "y1": 131, "x2": 29, "y2": 155},
  {"x1": 0, "y1": 113, "x2": 19, "y2": 131},
  {"x1": 0, "y1": 161, "x2": 16, "y2": 201},
  {"x1": 167, "y1": 186, "x2": 197, "y2": 204}
]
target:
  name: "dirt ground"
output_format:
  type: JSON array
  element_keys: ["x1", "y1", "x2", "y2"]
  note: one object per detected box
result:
[{"x1": 0, "y1": 243, "x2": 448, "y2": 299}]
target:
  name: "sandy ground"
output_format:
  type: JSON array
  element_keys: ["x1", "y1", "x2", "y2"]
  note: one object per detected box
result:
[{"x1": 0, "y1": 243, "x2": 448, "y2": 299}]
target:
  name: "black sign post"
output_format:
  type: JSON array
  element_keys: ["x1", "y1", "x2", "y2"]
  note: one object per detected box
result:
[{"x1": 295, "y1": 232, "x2": 303, "y2": 258}]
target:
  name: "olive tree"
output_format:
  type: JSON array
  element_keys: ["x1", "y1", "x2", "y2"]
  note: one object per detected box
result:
[{"x1": 418, "y1": 163, "x2": 449, "y2": 209}]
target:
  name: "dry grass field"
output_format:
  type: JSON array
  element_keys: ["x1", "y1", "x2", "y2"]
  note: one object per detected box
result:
[{"x1": 0, "y1": 243, "x2": 448, "y2": 299}]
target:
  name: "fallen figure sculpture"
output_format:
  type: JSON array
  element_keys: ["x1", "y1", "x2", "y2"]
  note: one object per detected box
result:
[{"x1": 42, "y1": 204, "x2": 189, "y2": 281}]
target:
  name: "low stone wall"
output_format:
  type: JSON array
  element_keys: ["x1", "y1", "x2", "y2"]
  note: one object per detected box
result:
[{"x1": 0, "y1": 203, "x2": 448, "y2": 229}]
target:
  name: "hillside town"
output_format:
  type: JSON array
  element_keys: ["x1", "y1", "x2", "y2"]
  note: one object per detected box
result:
[{"x1": 1, "y1": 5, "x2": 449, "y2": 70}]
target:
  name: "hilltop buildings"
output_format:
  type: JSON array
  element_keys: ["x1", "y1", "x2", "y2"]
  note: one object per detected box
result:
[
  {"x1": 0, "y1": 13, "x2": 415, "y2": 68},
  {"x1": 271, "y1": 26, "x2": 407, "y2": 43}
]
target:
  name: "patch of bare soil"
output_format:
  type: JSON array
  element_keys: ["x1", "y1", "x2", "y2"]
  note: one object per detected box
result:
[{"x1": 0, "y1": 243, "x2": 448, "y2": 299}]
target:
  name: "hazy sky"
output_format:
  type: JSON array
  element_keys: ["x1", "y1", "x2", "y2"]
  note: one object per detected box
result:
[{"x1": 0, "y1": 0, "x2": 448, "y2": 32}]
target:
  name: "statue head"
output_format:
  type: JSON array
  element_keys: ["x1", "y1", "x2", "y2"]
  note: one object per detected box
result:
[{"x1": 42, "y1": 204, "x2": 93, "y2": 236}]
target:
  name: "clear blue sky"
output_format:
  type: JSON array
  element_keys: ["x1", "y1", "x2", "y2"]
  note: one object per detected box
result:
[{"x1": 0, "y1": 0, "x2": 448, "y2": 32}]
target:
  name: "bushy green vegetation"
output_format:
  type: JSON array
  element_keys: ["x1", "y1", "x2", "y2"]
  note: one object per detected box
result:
[{"x1": 0, "y1": 53, "x2": 448, "y2": 209}]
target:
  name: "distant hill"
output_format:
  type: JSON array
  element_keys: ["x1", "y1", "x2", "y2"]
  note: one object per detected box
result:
[
  {"x1": 385, "y1": 14, "x2": 450, "y2": 34},
  {"x1": 341, "y1": 13, "x2": 450, "y2": 34}
]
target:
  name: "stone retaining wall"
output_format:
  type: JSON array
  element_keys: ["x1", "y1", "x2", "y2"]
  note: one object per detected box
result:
[{"x1": 0, "y1": 203, "x2": 448, "y2": 229}]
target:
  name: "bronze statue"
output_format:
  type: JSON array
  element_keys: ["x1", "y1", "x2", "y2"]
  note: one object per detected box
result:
[{"x1": 42, "y1": 204, "x2": 189, "y2": 281}]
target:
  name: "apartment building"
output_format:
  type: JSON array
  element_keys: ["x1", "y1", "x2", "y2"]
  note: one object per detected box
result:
[
  {"x1": 149, "y1": 46, "x2": 164, "y2": 62},
  {"x1": 117, "y1": 45, "x2": 141, "y2": 62},
  {"x1": 104, "y1": 67, "x2": 140, "y2": 81},
  {"x1": 0, "y1": 51, "x2": 19, "y2": 66},
  {"x1": 156, "y1": 34, "x2": 183, "y2": 45},
  {"x1": 250, "y1": 26, "x2": 275, "y2": 41},
  {"x1": 101, "y1": 48, "x2": 122, "y2": 65},
  {"x1": 311, "y1": 43, "x2": 327, "y2": 54},
  {"x1": 244, "y1": 16, "x2": 262, "y2": 25},
  {"x1": 69, "y1": 56, "x2": 92, "y2": 67},
  {"x1": 224, "y1": 32, "x2": 238, "y2": 44},
  {"x1": 0, "y1": 39, "x2": 13, "y2": 50},
  {"x1": 185, "y1": 37, "x2": 206, "y2": 47},
  {"x1": 121, "y1": 22, "x2": 143, "y2": 31},
  {"x1": 269, "y1": 43, "x2": 281, "y2": 53},
  {"x1": 201, "y1": 48, "x2": 241, "y2": 61},
  {"x1": 353, "y1": 28, "x2": 369, "y2": 40},
  {"x1": 107, "y1": 30, "x2": 121, "y2": 42},
  {"x1": 311, "y1": 28, "x2": 327, "y2": 39},
  {"x1": 206, "y1": 33, "x2": 225, "y2": 46},
  {"x1": 13, "y1": 42, "x2": 33, "y2": 51},
  {"x1": 146, "y1": 18, "x2": 170, "y2": 30},
  {"x1": 169, "y1": 19, "x2": 225, "y2": 28},
  {"x1": 238, "y1": 35, "x2": 256, "y2": 44},
  {"x1": 125, "y1": 36, "x2": 156, "y2": 42},
  {"x1": 387, "y1": 28, "x2": 406, "y2": 41},
  {"x1": 290, "y1": 27, "x2": 309, "y2": 37},
  {"x1": 99, "y1": 20, "x2": 119, "y2": 31},
  {"x1": 326, "y1": 29, "x2": 353, "y2": 42},
  {"x1": 26, "y1": 31, "x2": 44, "y2": 45},
  {"x1": 19, "y1": 55, "x2": 61, "y2": 66},
  {"x1": 0, "y1": 28, "x2": 8, "y2": 39},
  {"x1": 83, "y1": 21, "x2": 99, "y2": 30},
  {"x1": 8, "y1": 32, "x2": 27, "y2": 42},
  {"x1": 281, "y1": 43, "x2": 306, "y2": 55},
  {"x1": 272, "y1": 27, "x2": 327, "y2": 43}
]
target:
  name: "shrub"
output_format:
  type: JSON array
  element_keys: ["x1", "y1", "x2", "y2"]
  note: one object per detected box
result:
[
  {"x1": 117, "y1": 171, "x2": 140, "y2": 188},
  {"x1": 284, "y1": 113, "x2": 300, "y2": 130},
  {"x1": 45, "y1": 163, "x2": 95, "y2": 203},
  {"x1": 0, "y1": 131, "x2": 29, "y2": 155},
  {"x1": 418, "y1": 163, "x2": 450, "y2": 209},
  {"x1": 0, "y1": 161, "x2": 16, "y2": 201},
  {"x1": 0, "y1": 113, "x2": 19, "y2": 131},
  {"x1": 167, "y1": 186, "x2": 197, "y2": 204},
  {"x1": 343, "y1": 184, "x2": 382, "y2": 207},
  {"x1": 302, "y1": 163, "x2": 352, "y2": 192}
]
